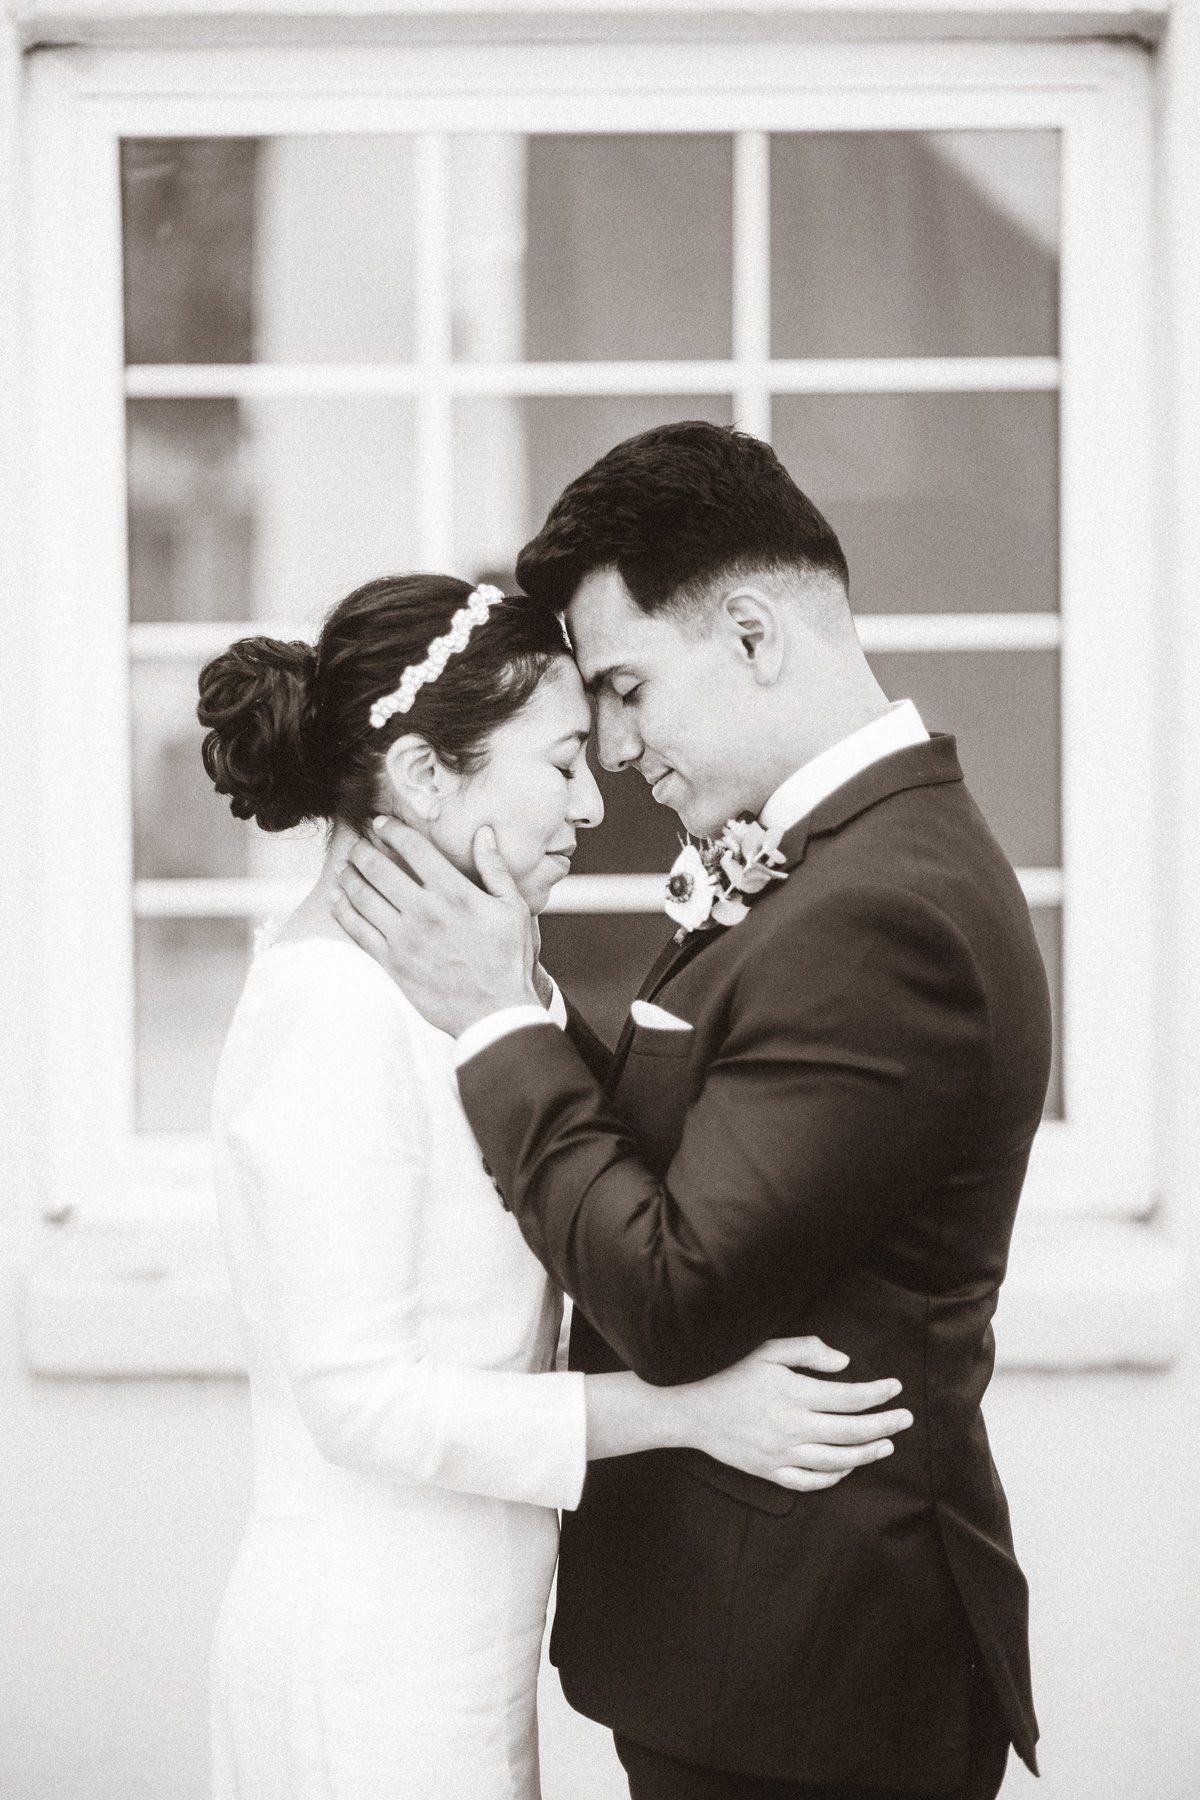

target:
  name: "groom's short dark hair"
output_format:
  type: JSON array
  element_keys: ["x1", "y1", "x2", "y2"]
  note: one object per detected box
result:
[{"x1": 516, "y1": 420, "x2": 849, "y2": 615}]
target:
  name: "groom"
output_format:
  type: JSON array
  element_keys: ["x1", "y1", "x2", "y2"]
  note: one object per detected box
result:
[{"x1": 335, "y1": 422, "x2": 1051, "y2": 1800}]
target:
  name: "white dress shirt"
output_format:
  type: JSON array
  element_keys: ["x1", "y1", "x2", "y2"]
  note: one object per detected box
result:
[{"x1": 454, "y1": 699, "x2": 928, "y2": 1067}]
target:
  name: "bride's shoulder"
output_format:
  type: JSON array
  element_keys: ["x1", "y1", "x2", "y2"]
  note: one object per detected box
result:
[{"x1": 236, "y1": 935, "x2": 417, "y2": 1048}]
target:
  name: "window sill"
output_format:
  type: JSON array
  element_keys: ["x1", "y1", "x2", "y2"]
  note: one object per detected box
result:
[{"x1": 17, "y1": 1214, "x2": 1184, "y2": 1379}]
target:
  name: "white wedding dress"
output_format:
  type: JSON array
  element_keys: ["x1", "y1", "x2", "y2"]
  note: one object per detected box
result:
[{"x1": 209, "y1": 936, "x2": 587, "y2": 1800}]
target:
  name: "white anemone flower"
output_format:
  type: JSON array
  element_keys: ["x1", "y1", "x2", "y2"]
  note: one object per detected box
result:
[{"x1": 663, "y1": 844, "x2": 717, "y2": 932}]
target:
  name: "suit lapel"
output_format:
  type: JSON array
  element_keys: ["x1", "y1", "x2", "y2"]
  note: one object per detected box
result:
[
  {"x1": 773, "y1": 733, "x2": 964, "y2": 873},
  {"x1": 606, "y1": 735, "x2": 964, "y2": 1091}
]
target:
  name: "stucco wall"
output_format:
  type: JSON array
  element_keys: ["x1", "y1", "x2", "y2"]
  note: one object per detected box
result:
[{"x1": 1, "y1": 1346, "x2": 1197, "y2": 1799}]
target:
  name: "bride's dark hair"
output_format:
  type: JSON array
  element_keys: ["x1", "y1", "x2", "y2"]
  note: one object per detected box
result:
[{"x1": 197, "y1": 575, "x2": 569, "y2": 835}]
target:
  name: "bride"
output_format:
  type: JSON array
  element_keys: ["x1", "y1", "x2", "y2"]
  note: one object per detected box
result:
[{"x1": 197, "y1": 575, "x2": 910, "y2": 1800}]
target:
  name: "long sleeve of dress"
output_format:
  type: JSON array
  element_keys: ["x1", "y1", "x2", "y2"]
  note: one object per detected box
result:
[{"x1": 216, "y1": 942, "x2": 588, "y2": 1512}]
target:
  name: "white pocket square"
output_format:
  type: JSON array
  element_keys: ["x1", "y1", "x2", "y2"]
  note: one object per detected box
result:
[{"x1": 630, "y1": 1000, "x2": 694, "y2": 1032}]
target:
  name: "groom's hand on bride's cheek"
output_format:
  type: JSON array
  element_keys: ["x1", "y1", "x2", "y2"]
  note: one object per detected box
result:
[{"x1": 332, "y1": 819, "x2": 541, "y2": 1038}]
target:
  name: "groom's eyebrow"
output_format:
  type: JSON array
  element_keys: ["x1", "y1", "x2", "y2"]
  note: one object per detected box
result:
[{"x1": 582, "y1": 664, "x2": 625, "y2": 696}]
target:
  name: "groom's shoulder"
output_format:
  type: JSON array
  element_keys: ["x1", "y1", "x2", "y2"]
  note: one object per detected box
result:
[{"x1": 731, "y1": 776, "x2": 1021, "y2": 978}]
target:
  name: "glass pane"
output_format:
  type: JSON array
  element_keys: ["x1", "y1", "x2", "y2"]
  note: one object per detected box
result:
[
  {"x1": 771, "y1": 130, "x2": 1059, "y2": 358},
  {"x1": 132, "y1": 658, "x2": 327, "y2": 884},
  {"x1": 128, "y1": 397, "x2": 418, "y2": 625},
  {"x1": 867, "y1": 650, "x2": 1060, "y2": 868},
  {"x1": 135, "y1": 919, "x2": 251, "y2": 1132},
  {"x1": 520, "y1": 135, "x2": 733, "y2": 361},
  {"x1": 453, "y1": 395, "x2": 734, "y2": 586},
  {"x1": 773, "y1": 392, "x2": 1058, "y2": 615},
  {"x1": 1031, "y1": 906, "x2": 1064, "y2": 1121},
  {"x1": 122, "y1": 137, "x2": 415, "y2": 364},
  {"x1": 571, "y1": 749, "x2": 681, "y2": 877},
  {"x1": 539, "y1": 913, "x2": 676, "y2": 1048}
]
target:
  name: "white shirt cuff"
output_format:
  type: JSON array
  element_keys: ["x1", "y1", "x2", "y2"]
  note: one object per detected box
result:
[{"x1": 454, "y1": 996, "x2": 564, "y2": 1069}]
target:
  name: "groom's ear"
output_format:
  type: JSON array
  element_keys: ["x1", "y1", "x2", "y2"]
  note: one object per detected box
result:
[
  {"x1": 721, "y1": 587, "x2": 783, "y2": 684},
  {"x1": 383, "y1": 733, "x2": 458, "y2": 821}
]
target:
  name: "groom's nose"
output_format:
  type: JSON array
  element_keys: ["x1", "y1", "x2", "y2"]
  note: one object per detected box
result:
[{"x1": 595, "y1": 695, "x2": 641, "y2": 773}]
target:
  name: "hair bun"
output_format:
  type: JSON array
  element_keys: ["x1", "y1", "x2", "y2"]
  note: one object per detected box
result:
[{"x1": 197, "y1": 636, "x2": 327, "y2": 833}]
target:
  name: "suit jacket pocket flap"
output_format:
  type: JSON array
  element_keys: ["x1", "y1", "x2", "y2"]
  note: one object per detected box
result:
[
  {"x1": 672, "y1": 1447, "x2": 797, "y2": 1515},
  {"x1": 628, "y1": 1022, "x2": 694, "y2": 1060}
]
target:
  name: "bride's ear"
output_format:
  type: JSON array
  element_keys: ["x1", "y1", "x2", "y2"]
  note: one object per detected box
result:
[{"x1": 382, "y1": 733, "x2": 458, "y2": 822}]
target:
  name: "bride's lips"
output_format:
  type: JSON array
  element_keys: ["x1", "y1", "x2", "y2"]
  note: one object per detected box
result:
[{"x1": 649, "y1": 770, "x2": 675, "y2": 802}]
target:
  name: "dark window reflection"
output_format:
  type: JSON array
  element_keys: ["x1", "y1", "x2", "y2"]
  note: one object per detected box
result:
[
  {"x1": 525, "y1": 135, "x2": 733, "y2": 362},
  {"x1": 774, "y1": 391, "x2": 1059, "y2": 616},
  {"x1": 867, "y1": 649, "x2": 1060, "y2": 868},
  {"x1": 772, "y1": 131, "x2": 1059, "y2": 359},
  {"x1": 121, "y1": 139, "x2": 257, "y2": 365}
]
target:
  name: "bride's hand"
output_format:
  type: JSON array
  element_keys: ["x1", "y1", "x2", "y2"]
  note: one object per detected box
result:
[{"x1": 675, "y1": 1337, "x2": 913, "y2": 1492}]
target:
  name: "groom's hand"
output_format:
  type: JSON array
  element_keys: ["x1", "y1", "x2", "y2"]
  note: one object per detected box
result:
[{"x1": 333, "y1": 819, "x2": 541, "y2": 1039}]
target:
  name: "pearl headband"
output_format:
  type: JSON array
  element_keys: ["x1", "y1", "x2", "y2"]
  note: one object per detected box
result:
[{"x1": 368, "y1": 584, "x2": 507, "y2": 730}]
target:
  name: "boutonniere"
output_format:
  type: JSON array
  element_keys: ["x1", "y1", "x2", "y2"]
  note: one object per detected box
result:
[{"x1": 663, "y1": 818, "x2": 788, "y2": 939}]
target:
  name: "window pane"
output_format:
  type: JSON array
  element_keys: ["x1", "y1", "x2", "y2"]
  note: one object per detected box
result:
[
  {"x1": 122, "y1": 137, "x2": 415, "y2": 365},
  {"x1": 132, "y1": 658, "x2": 326, "y2": 884},
  {"x1": 453, "y1": 394, "x2": 734, "y2": 585},
  {"x1": 771, "y1": 130, "x2": 1059, "y2": 358},
  {"x1": 135, "y1": 919, "x2": 251, "y2": 1132},
  {"x1": 867, "y1": 650, "x2": 1060, "y2": 868},
  {"x1": 520, "y1": 135, "x2": 733, "y2": 361},
  {"x1": 773, "y1": 392, "x2": 1058, "y2": 615},
  {"x1": 1031, "y1": 906, "x2": 1064, "y2": 1121},
  {"x1": 539, "y1": 913, "x2": 676, "y2": 1048},
  {"x1": 128, "y1": 397, "x2": 418, "y2": 624},
  {"x1": 570, "y1": 751, "x2": 681, "y2": 877}
]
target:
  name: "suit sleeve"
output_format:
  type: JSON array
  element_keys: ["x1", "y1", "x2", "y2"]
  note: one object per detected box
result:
[{"x1": 457, "y1": 885, "x2": 991, "y2": 1385}]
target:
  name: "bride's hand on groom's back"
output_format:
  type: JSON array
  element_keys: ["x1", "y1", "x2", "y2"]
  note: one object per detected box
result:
[{"x1": 679, "y1": 1337, "x2": 913, "y2": 1492}]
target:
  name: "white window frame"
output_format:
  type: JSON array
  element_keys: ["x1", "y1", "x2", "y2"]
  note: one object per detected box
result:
[{"x1": 19, "y1": 36, "x2": 1169, "y2": 1368}]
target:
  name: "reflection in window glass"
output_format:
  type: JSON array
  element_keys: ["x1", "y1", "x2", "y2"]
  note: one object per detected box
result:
[
  {"x1": 122, "y1": 136, "x2": 415, "y2": 365},
  {"x1": 867, "y1": 649, "x2": 1060, "y2": 868},
  {"x1": 569, "y1": 750, "x2": 681, "y2": 879},
  {"x1": 771, "y1": 131, "x2": 1059, "y2": 358},
  {"x1": 540, "y1": 913, "x2": 676, "y2": 1048},
  {"x1": 773, "y1": 392, "x2": 1058, "y2": 615},
  {"x1": 524, "y1": 135, "x2": 733, "y2": 362},
  {"x1": 128, "y1": 397, "x2": 418, "y2": 625},
  {"x1": 132, "y1": 660, "x2": 327, "y2": 883},
  {"x1": 122, "y1": 139, "x2": 257, "y2": 365},
  {"x1": 135, "y1": 919, "x2": 253, "y2": 1132},
  {"x1": 453, "y1": 394, "x2": 734, "y2": 583}
]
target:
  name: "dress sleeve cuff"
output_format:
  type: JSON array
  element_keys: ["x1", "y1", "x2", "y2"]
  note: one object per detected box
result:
[
  {"x1": 454, "y1": 1004, "x2": 563, "y2": 1069},
  {"x1": 545, "y1": 979, "x2": 569, "y2": 1029}
]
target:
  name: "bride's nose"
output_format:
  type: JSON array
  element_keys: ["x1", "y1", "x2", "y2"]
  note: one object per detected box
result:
[{"x1": 570, "y1": 762, "x2": 605, "y2": 830}]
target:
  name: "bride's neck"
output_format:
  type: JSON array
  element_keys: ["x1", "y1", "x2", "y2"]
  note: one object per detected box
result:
[
  {"x1": 324, "y1": 819, "x2": 361, "y2": 872},
  {"x1": 276, "y1": 819, "x2": 385, "y2": 946}
]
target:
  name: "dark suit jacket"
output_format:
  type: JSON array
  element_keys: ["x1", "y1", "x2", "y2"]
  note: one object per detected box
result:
[{"x1": 457, "y1": 736, "x2": 1052, "y2": 1790}]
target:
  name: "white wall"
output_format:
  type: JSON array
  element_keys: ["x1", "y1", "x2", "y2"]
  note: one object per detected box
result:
[{"x1": 1, "y1": 1344, "x2": 1198, "y2": 1798}]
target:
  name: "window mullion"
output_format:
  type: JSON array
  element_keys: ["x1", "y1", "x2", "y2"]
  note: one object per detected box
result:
[
  {"x1": 414, "y1": 132, "x2": 454, "y2": 568},
  {"x1": 733, "y1": 130, "x2": 771, "y2": 439}
]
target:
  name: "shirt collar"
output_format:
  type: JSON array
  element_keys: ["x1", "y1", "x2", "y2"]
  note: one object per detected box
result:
[{"x1": 759, "y1": 699, "x2": 930, "y2": 837}]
